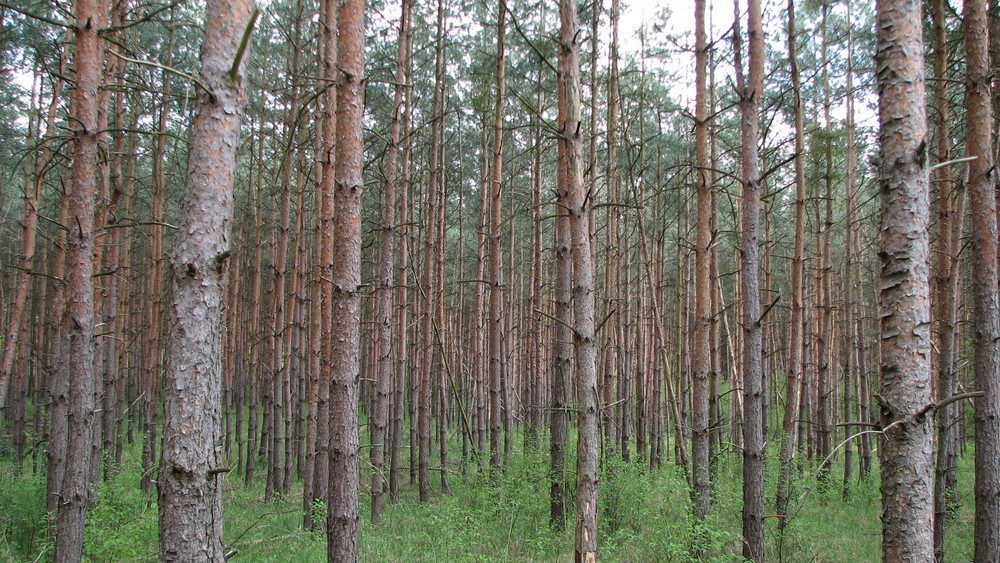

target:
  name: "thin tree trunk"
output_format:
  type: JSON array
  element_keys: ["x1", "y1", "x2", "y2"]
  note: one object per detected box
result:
[
  {"x1": 559, "y1": 0, "x2": 598, "y2": 557},
  {"x1": 966, "y1": 0, "x2": 1000, "y2": 558},
  {"x1": 736, "y1": 0, "x2": 765, "y2": 557},
  {"x1": 842, "y1": 0, "x2": 858, "y2": 502},
  {"x1": 549, "y1": 161, "x2": 571, "y2": 531},
  {"x1": 311, "y1": 0, "x2": 338, "y2": 521},
  {"x1": 141, "y1": 17, "x2": 175, "y2": 495},
  {"x1": 371, "y1": 0, "x2": 409, "y2": 522},
  {"x1": 815, "y1": 4, "x2": 834, "y2": 485},
  {"x1": 245, "y1": 157, "x2": 264, "y2": 486},
  {"x1": 777, "y1": 0, "x2": 806, "y2": 532},
  {"x1": 389, "y1": 77, "x2": 412, "y2": 502},
  {"x1": 489, "y1": 0, "x2": 507, "y2": 477},
  {"x1": 0, "y1": 64, "x2": 62, "y2": 422},
  {"x1": 52, "y1": 0, "x2": 105, "y2": 557},
  {"x1": 692, "y1": 0, "x2": 712, "y2": 523},
  {"x1": 931, "y1": 0, "x2": 961, "y2": 556}
]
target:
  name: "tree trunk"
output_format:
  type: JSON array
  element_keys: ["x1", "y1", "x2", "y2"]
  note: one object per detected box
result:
[
  {"x1": 389, "y1": 80, "x2": 413, "y2": 502},
  {"x1": 52, "y1": 0, "x2": 105, "y2": 557},
  {"x1": 815, "y1": 3, "x2": 834, "y2": 486},
  {"x1": 549, "y1": 171, "x2": 571, "y2": 531},
  {"x1": 559, "y1": 0, "x2": 598, "y2": 558},
  {"x1": 0, "y1": 64, "x2": 63, "y2": 423},
  {"x1": 842, "y1": 0, "x2": 859, "y2": 502},
  {"x1": 777, "y1": 0, "x2": 806, "y2": 532},
  {"x1": 736, "y1": 0, "x2": 765, "y2": 557},
  {"x1": 371, "y1": 0, "x2": 410, "y2": 522},
  {"x1": 310, "y1": 0, "x2": 338, "y2": 522},
  {"x1": 692, "y1": 0, "x2": 712, "y2": 523},
  {"x1": 931, "y1": 0, "x2": 961, "y2": 557},
  {"x1": 157, "y1": 0, "x2": 253, "y2": 560},
  {"x1": 141, "y1": 16, "x2": 175, "y2": 495},
  {"x1": 874, "y1": 0, "x2": 935, "y2": 558},
  {"x1": 489, "y1": 0, "x2": 507, "y2": 477},
  {"x1": 966, "y1": 0, "x2": 1000, "y2": 559},
  {"x1": 326, "y1": 0, "x2": 364, "y2": 557}
]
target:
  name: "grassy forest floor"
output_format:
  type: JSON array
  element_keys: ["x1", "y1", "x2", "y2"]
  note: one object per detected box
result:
[{"x1": 0, "y1": 437, "x2": 975, "y2": 562}]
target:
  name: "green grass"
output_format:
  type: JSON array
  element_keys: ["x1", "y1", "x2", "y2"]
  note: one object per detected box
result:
[{"x1": 0, "y1": 437, "x2": 975, "y2": 562}]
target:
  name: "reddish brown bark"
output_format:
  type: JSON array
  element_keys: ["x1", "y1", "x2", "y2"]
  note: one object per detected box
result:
[
  {"x1": 326, "y1": 0, "x2": 364, "y2": 557},
  {"x1": 966, "y1": 0, "x2": 1000, "y2": 559},
  {"x1": 157, "y1": 0, "x2": 253, "y2": 560},
  {"x1": 0, "y1": 65, "x2": 63, "y2": 421},
  {"x1": 52, "y1": 0, "x2": 105, "y2": 557}
]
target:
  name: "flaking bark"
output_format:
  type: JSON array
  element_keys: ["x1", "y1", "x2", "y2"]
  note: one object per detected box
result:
[
  {"x1": 157, "y1": 0, "x2": 253, "y2": 560},
  {"x1": 874, "y1": 0, "x2": 935, "y2": 559}
]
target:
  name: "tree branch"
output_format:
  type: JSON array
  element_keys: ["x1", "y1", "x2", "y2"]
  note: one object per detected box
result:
[
  {"x1": 0, "y1": 0, "x2": 69, "y2": 28},
  {"x1": 109, "y1": 50, "x2": 211, "y2": 94}
]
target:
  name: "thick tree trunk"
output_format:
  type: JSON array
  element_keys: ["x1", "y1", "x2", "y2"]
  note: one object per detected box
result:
[
  {"x1": 326, "y1": 0, "x2": 364, "y2": 558},
  {"x1": 157, "y1": 0, "x2": 252, "y2": 560},
  {"x1": 874, "y1": 0, "x2": 935, "y2": 559}
]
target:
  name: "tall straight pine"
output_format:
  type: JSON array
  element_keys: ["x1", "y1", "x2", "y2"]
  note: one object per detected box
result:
[
  {"x1": 327, "y1": 0, "x2": 365, "y2": 558},
  {"x1": 874, "y1": 0, "x2": 934, "y2": 559}
]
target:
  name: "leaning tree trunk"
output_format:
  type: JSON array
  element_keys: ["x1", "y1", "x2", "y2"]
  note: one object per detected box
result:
[
  {"x1": 874, "y1": 0, "x2": 935, "y2": 559},
  {"x1": 0, "y1": 69, "x2": 62, "y2": 422},
  {"x1": 157, "y1": 1, "x2": 254, "y2": 560}
]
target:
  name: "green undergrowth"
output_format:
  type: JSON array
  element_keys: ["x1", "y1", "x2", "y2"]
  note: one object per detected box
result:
[{"x1": 0, "y1": 437, "x2": 976, "y2": 561}]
